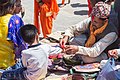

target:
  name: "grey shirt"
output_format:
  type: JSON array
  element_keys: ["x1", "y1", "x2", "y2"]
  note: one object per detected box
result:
[{"x1": 22, "y1": 44, "x2": 62, "y2": 80}]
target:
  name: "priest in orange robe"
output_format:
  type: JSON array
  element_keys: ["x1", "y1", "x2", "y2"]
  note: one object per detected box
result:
[{"x1": 34, "y1": 0, "x2": 59, "y2": 38}]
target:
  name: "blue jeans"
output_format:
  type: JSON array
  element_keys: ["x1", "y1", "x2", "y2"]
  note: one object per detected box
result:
[{"x1": 1, "y1": 59, "x2": 27, "y2": 80}]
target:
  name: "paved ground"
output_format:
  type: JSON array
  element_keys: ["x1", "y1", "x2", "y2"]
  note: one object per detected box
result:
[{"x1": 22, "y1": 0, "x2": 88, "y2": 36}]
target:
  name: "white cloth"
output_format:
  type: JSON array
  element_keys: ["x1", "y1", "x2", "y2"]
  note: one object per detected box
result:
[
  {"x1": 116, "y1": 49, "x2": 120, "y2": 57},
  {"x1": 21, "y1": 44, "x2": 62, "y2": 80},
  {"x1": 64, "y1": 17, "x2": 118, "y2": 63}
]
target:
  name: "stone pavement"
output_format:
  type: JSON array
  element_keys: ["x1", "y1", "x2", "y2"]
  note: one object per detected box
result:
[{"x1": 22, "y1": 0, "x2": 88, "y2": 36}]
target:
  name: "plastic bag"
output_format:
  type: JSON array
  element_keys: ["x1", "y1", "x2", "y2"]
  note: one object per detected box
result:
[{"x1": 97, "y1": 58, "x2": 120, "y2": 80}]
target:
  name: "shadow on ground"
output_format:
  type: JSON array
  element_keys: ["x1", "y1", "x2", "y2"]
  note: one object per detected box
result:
[
  {"x1": 74, "y1": 10, "x2": 88, "y2": 15},
  {"x1": 71, "y1": 3, "x2": 88, "y2": 8},
  {"x1": 58, "y1": 3, "x2": 69, "y2": 7}
]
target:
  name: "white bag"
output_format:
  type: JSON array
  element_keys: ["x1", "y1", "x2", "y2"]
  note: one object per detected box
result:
[{"x1": 97, "y1": 58, "x2": 120, "y2": 80}]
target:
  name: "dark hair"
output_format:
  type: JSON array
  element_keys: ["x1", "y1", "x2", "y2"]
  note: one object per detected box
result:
[
  {"x1": 99, "y1": 17, "x2": 109, "y2": 21},
  {"x1": 20, "y1": 24, "x2": 38, "y2": 44},
  {"x1": 0, "y1": 0, "x2": 16, "y2": 16}
]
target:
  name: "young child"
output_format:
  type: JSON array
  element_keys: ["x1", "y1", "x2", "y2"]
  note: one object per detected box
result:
[
  {"x1": 1, "y1": 24, "x2": 62, "y2": 80},
  {"x1": 8, "y1": 0, "x2": 27, "y2": 59}
]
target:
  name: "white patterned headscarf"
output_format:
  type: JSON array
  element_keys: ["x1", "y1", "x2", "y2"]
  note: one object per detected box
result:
[{"x1": 91, "y1": 1, "x2": 111, "y2": 19}]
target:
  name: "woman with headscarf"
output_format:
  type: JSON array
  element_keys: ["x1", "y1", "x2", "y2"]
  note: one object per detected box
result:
[{"x1": 34, "y1": 0, "x2": 59, "y2": 38}]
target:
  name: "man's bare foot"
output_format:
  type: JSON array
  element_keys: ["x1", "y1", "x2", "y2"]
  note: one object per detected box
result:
[{"x1": 60, "y1": 4, "x2": 66, "y2": 8}]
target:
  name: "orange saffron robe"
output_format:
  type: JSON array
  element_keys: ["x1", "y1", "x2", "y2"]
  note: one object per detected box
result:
[
  {"x1": 62, "y1": 0, "x2": 65, "y2": 5},
  {"x1": 34, "y1": 0, "x2": 59, "y2": 37}
]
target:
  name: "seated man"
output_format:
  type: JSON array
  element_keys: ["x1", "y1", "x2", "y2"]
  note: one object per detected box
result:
[{"x1": 60, "y1": 1, "x2": 119, "y2": 63}]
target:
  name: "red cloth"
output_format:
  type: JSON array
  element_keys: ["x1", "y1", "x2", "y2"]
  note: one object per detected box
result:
[
  {"x1": 88, "y1": 0, "x2": 92, "y2": 16},
  {"x1": 62, "y1": 0, "x2": 65, "y2": 5}
]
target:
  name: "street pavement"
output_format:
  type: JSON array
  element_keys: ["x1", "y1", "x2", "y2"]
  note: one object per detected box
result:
[{"x1": 22, "y1": 0, "x2": 88, "y2": 36}]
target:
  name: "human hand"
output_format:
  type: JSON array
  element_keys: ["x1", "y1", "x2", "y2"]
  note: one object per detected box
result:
[
  {"x1": 46, "y1": 12, "x2": 52, "y2": 17},
  {"x1": 59, "y1": 36, "x2": 69, "y2": 49},
  {"x1": 108, "y1": 49, "x2": 118, "y2": 59},
  {"x1": 64, "y1": 45, "x2": 79, "y2": 54},
  {"x1": 21, "y1": 7, "x2": 25, "y2": 18},
  {"x1": 59, "y1": 39, "x2": 65, "y2": 49}
]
